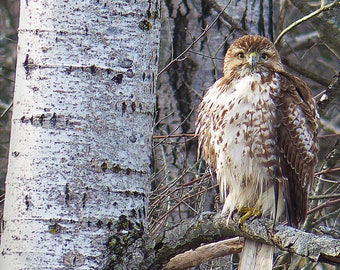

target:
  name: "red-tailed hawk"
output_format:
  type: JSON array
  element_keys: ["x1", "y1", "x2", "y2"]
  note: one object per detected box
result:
[{"x1": 195, "y1": 35, "x2": 318, "y2": 270}]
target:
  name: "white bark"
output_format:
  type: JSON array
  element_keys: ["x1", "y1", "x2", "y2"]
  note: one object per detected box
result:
[{"x1": 0, "y1": 0, "x2": 160, "y2": 269}]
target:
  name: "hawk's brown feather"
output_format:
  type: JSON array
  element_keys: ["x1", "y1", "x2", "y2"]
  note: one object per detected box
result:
[{"x1": 277, "y1": 72, "x2": 318, "y2": 226}]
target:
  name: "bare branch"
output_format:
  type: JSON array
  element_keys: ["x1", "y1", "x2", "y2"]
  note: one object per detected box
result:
[
  {"x1": 153, "y1": 132, "x2": 340, "y2": 141},
  {"x1": 157, "y1": 0, "x2": 232, "y2": 76},
  {"x1": 276, "y1": 0, "x2": 291, "y2": 39},
  {"x1": 274, "y1": 1, "x2": 339, "y2": 46},
  {"x1": 0, "y1": 101, "x2": 13, "y2": 119},
  {"x1": 153, "y1": 107, "x2": 195, "y2": 148},
  {"x1": 164, "y1": 237, "x2": 243, "y2": 270},
  {"x1": 151, "y1": 212, "x2": 340, "y2": 269},
  {"x1": 307, "y1": 198, "x2": 340, "y2": 215},
  {"x1": 314, "y1": 167, "x2": 340, "y2": 176},
  {"x1": 318, "y1": 134, "x2": 340, "y2": 140},
  {"x1": 316, "y1": 71, "x2": 340, "y2": 115},
  {"x1": 202, "y1": 0, "x2": 248, "y2": 35},
  {"x1": 290, "y1": 0, "x2": 340, "y2": 58},
  {"x1": 153, "y1": 133, "x2": 196, "y2": 139},
  {"x1": 281, "y1": 57, "x2": 331, "y2": 87},
  {"x1": 309, "y1": 193, "x2": 340, "y2": 200}
]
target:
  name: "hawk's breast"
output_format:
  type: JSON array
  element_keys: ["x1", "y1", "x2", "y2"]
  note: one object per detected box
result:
[{"x1": 197, "y1": 72, "x2": 282, "y2": 213}]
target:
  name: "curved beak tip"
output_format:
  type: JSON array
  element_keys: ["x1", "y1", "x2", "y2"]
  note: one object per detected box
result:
[{"x1": 249, "y1": 52, "x2": 259, "y2": 68}]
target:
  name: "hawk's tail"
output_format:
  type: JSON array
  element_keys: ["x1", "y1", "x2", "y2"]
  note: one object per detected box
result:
[{"x1": 238, "y1": 239, "x2": 273, "y2": 270}]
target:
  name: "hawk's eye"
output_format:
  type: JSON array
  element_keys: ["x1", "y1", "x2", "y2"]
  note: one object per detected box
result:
[
  {"x1": 237, "y1": 52, "x2": 244, "y2": 60},
  {"x1": 261, "y1": 53, "x2": 269, "y2": 60}
]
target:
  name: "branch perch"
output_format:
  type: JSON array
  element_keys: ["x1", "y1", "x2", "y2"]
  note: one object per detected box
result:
[{"x1": 151, "y1": 212, "x2": 340, "y2": 269}]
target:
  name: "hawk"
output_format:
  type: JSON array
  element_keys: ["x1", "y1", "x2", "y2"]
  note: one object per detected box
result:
[{"x1": 195, "y1": 35, "x2": 318, "y2": 270}]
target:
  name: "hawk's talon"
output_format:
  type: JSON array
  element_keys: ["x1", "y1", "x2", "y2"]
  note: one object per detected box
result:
[
  {"x1": 238, "y1": 207, "x2": 262, "y2": 226},
  {"x1": 230, "y1": 209, "x2": 238, "y2": 221}
]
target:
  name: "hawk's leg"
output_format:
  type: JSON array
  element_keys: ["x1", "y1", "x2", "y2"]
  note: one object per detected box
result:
[{"x1": 238, "y1": 207, "x2": 262, "y2": 225}]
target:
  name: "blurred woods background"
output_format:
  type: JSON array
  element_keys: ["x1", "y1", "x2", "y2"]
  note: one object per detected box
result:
[
  {"x1": 1, "y1": 0, "x2": 339, "y2": 269},
  {"x1": 152, "y1": 0, "x2": 339, "y2": 269}
]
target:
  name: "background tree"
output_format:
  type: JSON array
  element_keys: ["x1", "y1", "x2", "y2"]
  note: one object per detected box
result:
[
  {"x1": 152, "y1": 0, "x2": 339, "y2": 269},
  {"x1": 0, "y1": 0, "x2": 160, "y2": 268}
]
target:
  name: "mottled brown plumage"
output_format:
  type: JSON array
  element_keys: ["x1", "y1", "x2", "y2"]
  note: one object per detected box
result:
[{"x1": 196, "y1": 35, "x2": 318, "y2": 269}]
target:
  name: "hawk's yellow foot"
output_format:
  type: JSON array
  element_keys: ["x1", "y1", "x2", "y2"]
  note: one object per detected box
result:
[{"x1": 238, "y1": 207, "x2": 262, "y2": 225}]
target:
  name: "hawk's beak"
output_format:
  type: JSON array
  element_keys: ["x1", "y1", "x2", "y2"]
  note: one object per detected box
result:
[{"x1": 249, "y1": 52, "x2": 259, "y2": 68}]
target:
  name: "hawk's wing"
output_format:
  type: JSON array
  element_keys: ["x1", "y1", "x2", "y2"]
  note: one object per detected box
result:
[
  {"x1": 195, "y1": 78, "x2": 224, "y2": 169},
  {"x1": 277, "y1": 72, "x2": 318, "y2": 227}
]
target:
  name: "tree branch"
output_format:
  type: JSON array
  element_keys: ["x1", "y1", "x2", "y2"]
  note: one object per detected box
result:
[
  {"x1": 289, "y1": 0, "x2": 340, "y2": 58},
  {"x1": 151, "y1": 212, "x2": 340, "y2": 269},
  {"x1": 274, "y1": 1, "x2": 339, "y2": 47},
  {"x1": 281, "y1": 57, "x2": 331, "y2": 87},
  {"x1": 202, "y1": 0, "x2": 248, "y2": 35},
  {"x1": 315, "y1": 71, "x2": 340, "y2": 115},
  {"x1": 164, "y1": 237, "x2": 243, "y2": 270},
  {"x1": 157, "y1": 0, "x2": 232, "y2": 76}
]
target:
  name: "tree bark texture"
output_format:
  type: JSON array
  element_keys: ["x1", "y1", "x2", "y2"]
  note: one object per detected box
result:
[
  {"x1": 0, "y1": 0, "x2": 160, "y2": 269},
  {"x1": 152, "y1": 212, "x2": 340, "y2": 269},
  {"x1": 164, "y1": 237, "x2": 243, "y2": 270}
]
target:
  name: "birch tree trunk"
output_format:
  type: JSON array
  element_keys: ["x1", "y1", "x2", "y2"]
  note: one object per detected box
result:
[{"x1": 0, "y1": 0, "x2": 160, "y2": 269}]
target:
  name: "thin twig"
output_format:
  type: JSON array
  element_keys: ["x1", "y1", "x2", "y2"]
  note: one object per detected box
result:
[
  {"x1": 151, "y1": 185, "x2": 216, "y2": 232},
  {"x1": 153, "y1": 133, "x2": 196, "y2": 139},
  {"x1": 153, "y1": 107, "x2": 195, "y2": 148},
  {"x1": 276, "y1": 0, "x2": 291, "y2": 42},
  {"x1": 317, "y1": 71, "x2": 340, "y2": 115},
  {"x1": 157, "y1": 0, "x2": 232, "y2": 76},
  {"x1": 314, "y1": 167, "x2": 340, "y2": 176},
  {"x1": 312, "y1": 208, "x2": 340, "y2": 227},
  {"x1": 281, "y1": 57, "x2": 330, "y2": 87},
  {"x1": 309, "y1": 193, "x2": 340, "y2": 200},
  {"x1": 317, "y1": 133, "x2": 340, "y2": 140},
  {"x1": 307, "y1": 198, "x2": 340, "y2": 215},
  {"x1": 188, "y1": 50, "x2": 224, "y2": 61},
  {"x1": 274, "y1": 1, "x2": 340, "y2": 46},
  {"x1": 203, "y1": 0, "x2": 247, "y2": 35},
  {"x1": 0, "y1": 102, "x2": 13, "y2": 119},
  {"x1": 153, "y1": 132, "x2": 339, "y2": 140}
]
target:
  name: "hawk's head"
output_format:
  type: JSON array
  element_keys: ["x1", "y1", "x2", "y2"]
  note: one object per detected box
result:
[{"x1": 223, "y1": 35, "x2": 283, "y2": 79}]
